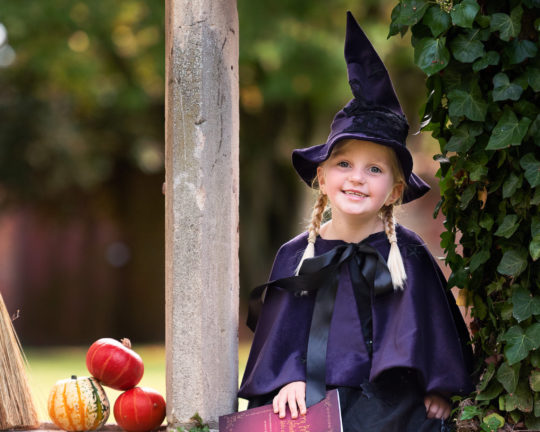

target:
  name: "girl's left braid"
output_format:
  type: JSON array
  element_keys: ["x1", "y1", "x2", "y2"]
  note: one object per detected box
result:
[
  {"x1": 382, "y1": 205, "x2": 407, "y2": 290},
  {"x1": 295, "y1": 191, "x2": 328, "y2": 275}
]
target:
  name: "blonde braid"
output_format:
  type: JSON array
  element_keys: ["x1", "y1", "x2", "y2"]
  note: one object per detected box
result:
[
  {"x1": 295, "y1": 191, "x2": 328, "y2": 275},
  {"x1": 382, "y1": 205, "x2": 407, "y2": 290}
]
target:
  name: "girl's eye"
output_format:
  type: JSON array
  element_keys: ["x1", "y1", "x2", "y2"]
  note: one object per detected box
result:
[
  {"x1": 369, "y1": 166, "x2": 382, "y2": 174},
  {"x1": 337, "y1": 161, "x2": 350, "y2": 168}
]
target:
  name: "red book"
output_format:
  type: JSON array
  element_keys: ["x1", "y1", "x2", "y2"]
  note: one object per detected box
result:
[{"x1": 219, "y1": 389, "x2": 343, "y2": 432}]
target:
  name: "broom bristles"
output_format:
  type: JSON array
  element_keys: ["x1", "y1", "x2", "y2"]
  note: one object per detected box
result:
[{"x1": 0, "y1": 293, "x2": 39, "y2": 429}]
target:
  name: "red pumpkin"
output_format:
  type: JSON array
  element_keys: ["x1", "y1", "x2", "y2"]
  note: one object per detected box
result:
[
  {"x1": 86, "y1": 338, "x2": 144, "y2": 390},
  {"x1": 114, "y1": 387, "x2": 166, "y2": 432}
]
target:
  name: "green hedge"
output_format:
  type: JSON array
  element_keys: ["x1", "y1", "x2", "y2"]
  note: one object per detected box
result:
[{"x1": 389, "y1": 0, "x2": 539, "y2": 430}]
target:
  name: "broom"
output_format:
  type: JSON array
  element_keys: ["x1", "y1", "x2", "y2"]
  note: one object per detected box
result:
[{"x1": 0, "y1": 292, "x2": 39, "y2": 429}]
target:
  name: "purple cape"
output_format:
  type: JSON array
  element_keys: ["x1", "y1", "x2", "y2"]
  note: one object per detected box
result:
[{"x1": 239, "y1": 225, "x2": 473, "y2": 400}]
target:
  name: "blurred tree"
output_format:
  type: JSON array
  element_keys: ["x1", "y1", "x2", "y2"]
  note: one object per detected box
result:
[
  {"x1": 0, "y1": 1, "x2": 164, "y2": 202},
  {"x1": 0, "y1": 1, "x2": 166, "y2": 344},
  {"x1": 0, "y1": 0, "x2": 427, "y2": 344}
]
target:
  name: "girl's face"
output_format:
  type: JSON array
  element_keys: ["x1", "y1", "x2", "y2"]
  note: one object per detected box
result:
[{"x1": 317, "y1": 140, "x2": 404, "y2": 224}]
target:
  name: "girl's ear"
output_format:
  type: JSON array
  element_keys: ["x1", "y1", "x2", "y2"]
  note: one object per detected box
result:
[
  {"x1": 386, "y1": 182, "x2": 404, "y2": 206},
  {"x1": 317, "y1": 166, "x2": 326, "y2": 194}
]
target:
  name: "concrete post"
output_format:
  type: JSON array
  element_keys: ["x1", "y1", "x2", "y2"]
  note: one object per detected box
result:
[{"x1": 164, "y1": 0, "x2": 239, "y2": 429}]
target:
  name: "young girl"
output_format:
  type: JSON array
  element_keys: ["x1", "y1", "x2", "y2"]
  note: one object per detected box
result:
[{"x1": 239, "y1": 12, "x2": 473, "y2": 432}]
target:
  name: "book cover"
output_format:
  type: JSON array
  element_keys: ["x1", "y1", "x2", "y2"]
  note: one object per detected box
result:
[{"x1": 219, "y1": 389, "x2": 343, "y2": 432}]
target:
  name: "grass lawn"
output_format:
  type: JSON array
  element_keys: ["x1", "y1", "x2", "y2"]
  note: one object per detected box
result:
[{"x1": 26, "y1": 343, "x2": 250, "y2": 423}]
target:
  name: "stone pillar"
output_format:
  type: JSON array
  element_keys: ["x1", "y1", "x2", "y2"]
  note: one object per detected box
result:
[{"x1": 164, "y1": 0, "x2": 239, "y2": 429}]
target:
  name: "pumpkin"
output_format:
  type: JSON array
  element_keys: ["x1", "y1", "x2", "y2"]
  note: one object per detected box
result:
[
  {"x1": 48, "y1": 375, "x2": 110, "y2": 431},
  {"x1": 114, "y1": 387, "x2": 166, "y2": 432},
  {"x1": 86, "y1": 338, "x2": 144, "y2": 390}
]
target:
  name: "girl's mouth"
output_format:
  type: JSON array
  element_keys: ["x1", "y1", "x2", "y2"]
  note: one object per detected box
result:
[{"x1": 343, "y1": 190, "x2": 367, "y2": 198}]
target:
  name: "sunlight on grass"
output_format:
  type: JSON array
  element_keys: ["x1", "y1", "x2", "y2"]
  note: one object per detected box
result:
[{"x1": 26, "y1": 342, "x2": 251, "y2": 423}]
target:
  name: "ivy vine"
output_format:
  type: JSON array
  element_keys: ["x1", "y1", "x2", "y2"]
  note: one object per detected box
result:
[{"x1": 390, "y1": 0, "x2": 539, "y2": 430}]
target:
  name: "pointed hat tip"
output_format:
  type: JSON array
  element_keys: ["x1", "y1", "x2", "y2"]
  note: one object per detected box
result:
[
  {"x1": 344, "y1": 11, "x2": 371, "y2": 64},
  {"x1": 346, "y1": 11, "x2": 357, "y2": 26}
]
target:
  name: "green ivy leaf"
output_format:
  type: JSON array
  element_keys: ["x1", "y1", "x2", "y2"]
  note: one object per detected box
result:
[
  {"x1": 498, "y1": 302, "x2": 512, "y2": 320},
  {"x1": 515, "y1": 102, "x2": 539, "y2": 125},
  {"x1": 446, "y1": 123, "x2": 483, "y2": 152},
  {"x1": 520, "y1": 153, "x2": 540, "y2": 188},
  {"x1": 514, "y1": 73, "x2": 530, "y2": 91},
  {"x1": 511, "y1": 189, "x2": 528, "y2": 209},
  {"x1": 532, "y1": 216, "x2": 540, "y2": 238},
  {"x1": 483, "y1": 413, "x2": 505, "y2": 430},
  {"x1": 502, "y1": 173, "x2": 522, "y2": 198},
  {"x1": 494, "y1": 214, "x2": 519, "y2": 238},
  {"x1": 533, "y1": 188, "x2": 540, "y2": 206},
  {"x1": 478, "y1": 14, "x2": 492, "y2": 27},
  {"x1": 478, "y1": 363, "x2": 496, "y2": 392},
  {"x1": 448, "y1": 85, "x2": 487, "y2": 121},
  {"x1": 450, "y1": 0, "x2": 480, "y2": 28},
  {"x1": 474, "y1": 294, "x2": 488, "y2": 320},
  {"x1": 527, "y1": 67, "x2": 540, "y2": 92},
  {"x1": 476, "y1": 379, "x2": 503, "y2": 401},
  {"x1": 513, "y1": 286, "x2": 540, "y2": 322},
  {"x1": 531, "y1": 217, "x2": 540, "y2": 260},
  {"x1": 448, "y1": 267, "x2": 468, "y2": 288},
  {"x1": 506, "y1": 380, "x2": 534, "y2": 413},
  {"x1": 502, "y1": 324, "x2": 540, "y2": 365},
  {"x1": 486, "y1": 109, "x2": 532, "y2": 150},
  {"x1": 395, "y1": 0, "x2": 430, "y2": 26},
  {"x1": 530, "y1": 238, "x2": 540, "y2": 261},
  {"x1": 473, "y1": 51, "x2": 500, "y2": 72},
  {"x1": 490, "y1": 7, "x2": 522, "y2": 41},
  {"x1": 505, "y1": 39, "x2": 538, "y2": 65},
  {"x1": 466, "y1": 160, "x2": 488, "y2": 181},
  {"x1": 526, "y1": 413, "x2": 540, "y2": 431},
  {"x1": 497, "y1": 361, "x2": 520, "y2": 394},
  {"x1": 479, "y1": 213, "x2": 494, "y2": 230},
  {"x1": 532, "y1": 350, "x2": 540, "y2": 368},
  {"x1": 530, "y1": 370, "x2": 540, "y2": 392},
  {"x1": 528, "y1": 114, "x2": 540, "y2": 146},
  {"x1": 450, "y1": 31, "x2": 485, "y2": 63},
  {"x1": 414, "y1": 37, "x2": 450, "y2": 76},
  {"x1": 388, "y1": 4, "x2": 407, "y2": 37},
  {"x1": 470, "y1": 250, "x2": 490, "y2": 272},
  {"x1": 460, "y1": 184, "x2": 476, "y2": 209},
  {"x1": 424, "y1": 5, "x2": 451, "y2": 37},
  {"x1": 461, "y1": 404, "x2": 484, "y2": 420},
  {"x1": 498, "y1": 249, "x2": 528, "y2": 277},
  {"x1": 492, "y1": 73, "x2": 524, "y2": 102}
]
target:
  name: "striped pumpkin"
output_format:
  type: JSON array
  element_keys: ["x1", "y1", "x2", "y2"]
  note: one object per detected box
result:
[{"x1": 48, "y1": 375, "x2": 110, "y2": 431}]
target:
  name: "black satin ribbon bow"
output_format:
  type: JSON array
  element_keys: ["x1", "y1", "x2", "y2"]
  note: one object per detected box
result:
[
  {"x1": 247, "y1": 242, "x2": 393, "y2": 332},
  {"x1": 246, "y1": 241, "x2": 394, "y2": 406}
]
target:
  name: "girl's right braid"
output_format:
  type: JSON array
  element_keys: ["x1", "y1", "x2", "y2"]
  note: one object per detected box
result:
[
  {"x1": 382, "y1": 205, "x2": 407, "y2": 290},
  {"x1": 295, "y1": 191, "x2": 328, "y2": 275},
  {"x1": 307, "y1": 191, "x2": 328, "y2": 244}
]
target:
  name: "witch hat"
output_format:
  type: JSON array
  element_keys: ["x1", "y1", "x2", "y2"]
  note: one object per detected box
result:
[{"x1": 292, "y1": 12, "x2": 430, "y2": 203}]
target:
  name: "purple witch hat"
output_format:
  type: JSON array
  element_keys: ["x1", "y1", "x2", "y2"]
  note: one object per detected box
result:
[{"x1": 292, "y1": 12, "x2": 430, "y2": 203}]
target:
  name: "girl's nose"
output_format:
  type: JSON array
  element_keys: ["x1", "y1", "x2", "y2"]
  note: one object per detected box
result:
[{"x1": 348, "y1": 169, "x2": 365, "y2": 184}]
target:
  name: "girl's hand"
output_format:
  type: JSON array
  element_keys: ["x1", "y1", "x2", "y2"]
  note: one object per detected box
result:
[
  {"x1": 273, "y1": 381, "x2": 307, "y2": 419},
  {"x1": 424, "y1": 393, "x2": 451, "y2": 420}
]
